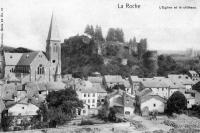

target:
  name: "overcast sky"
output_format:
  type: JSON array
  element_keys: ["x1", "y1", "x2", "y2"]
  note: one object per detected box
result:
[{"x1": 1, "y1": 0, "x2": 200, "y2": 51}]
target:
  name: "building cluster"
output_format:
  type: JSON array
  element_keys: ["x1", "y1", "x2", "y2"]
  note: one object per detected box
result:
[{"x1": 0, "y1": 13, "x2": 200, "y2": 131}]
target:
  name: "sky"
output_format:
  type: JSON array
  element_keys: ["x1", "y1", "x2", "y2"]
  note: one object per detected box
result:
[{"x1": 1, "y1": 0, "x2": 200, "y2": 51}]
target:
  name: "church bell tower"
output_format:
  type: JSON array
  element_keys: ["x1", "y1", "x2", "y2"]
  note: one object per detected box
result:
[{"x1": 46, "y1": 14, "x2": 61, "y2": 81}]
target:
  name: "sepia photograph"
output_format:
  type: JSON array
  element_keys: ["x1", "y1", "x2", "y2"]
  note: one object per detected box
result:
[{"x1": 0, "y1": 0, "x2": 200, "y2": 132}]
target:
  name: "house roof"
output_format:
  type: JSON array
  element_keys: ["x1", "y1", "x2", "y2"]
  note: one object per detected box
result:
[
  {"x1": 4, "y1": 53, "x2": 23, "y2": 66},
  {"x1": 141, "y1": 95, "x2": 166, "y2": 103},
  {"x1": 124, "y1": 93, "x2": 135, "y2": 107},
  {"x1": 123, "y1": 79, "x2": 131, "y2": 88},
  {"x1": 46, "y1": 81, "x2": 66, "y2": 91},
  {"x1": 17, "y1": 52, "x2": 39, "y2": 66},
  {"x1": 78, "y1": 81, "x2": 107, "y2": 93},
  {"x1": 136, "y1": 88, "x2": 153, "y2": 97},
  {"x1": 104, "y1": 75, "x2": 124, "y2": 83},
  {"x1": 141, "y1": 78, "x2": 169, "y2": 88},
  {"x1": 189, "y1": 70, "x2": 198, "y2": 75},
  {"x1": 168, "y1": 74, "x2": 194, "y2": 85},
  {"x1": 130, "y1": 76, "x2": 142, "y2": 82},
  {"x1": 88, "y1": 76, "x2": 103, "y2": 84}
]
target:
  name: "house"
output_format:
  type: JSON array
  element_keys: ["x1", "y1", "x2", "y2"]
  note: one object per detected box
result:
[
  {"x1": 129, "y1": 76, "x2": 142, "y2": 96},
  {"x1": 105, "y1": 90, "x2": 135, "y2": 116},
  {"x1": 140, "y1": 95, "x2": 166, "y2": 116},
  {"x1": 103, "y1": 75, "x2": 124, "y2": 88},
  {"x1": 168, "y1": 74, "x2": 195, "y2": 92},
  {"x1": 168, "y1": 74, "x2": 195, "y2": 108},
  {"x1": 6, "y1": 102, "x2": 39, "y2": 117},
  {"x1": 123, "y1": 79, "x2": 133, "y2": 96},
  {"x1": 76, "y1": 80, "x2": 107, "y2": 115},
  {"x1": 188, "y1": 70, "x2": 200, "y2": 84},
  {"x1": 77, "y1": 103, "x2": 89, "y2": 116},
  {"x1": 0, "y1": 14, "x2": 62, "y2": 82},
  {"x1": 0, "y1": 83, "x2": 17, "y2": 101},
  {"x1": 123, "y1": 93, "x2": 135, "y2": 116},
  {"x1": 140, "y1": 78, "x2": 170, "y2": 99}
]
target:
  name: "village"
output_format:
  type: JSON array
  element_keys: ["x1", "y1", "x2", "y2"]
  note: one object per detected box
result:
[{"x1": 0, "y1": 4, "x2": 200, "y2": 133}]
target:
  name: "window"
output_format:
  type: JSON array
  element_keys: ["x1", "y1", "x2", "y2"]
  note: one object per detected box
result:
[
  {"x1": 39, "y1": 91, "x2": 42, "y2": 94},
  {"x1": 92, "y1": 99, "x2": 95, "y2": 103},
  {"x1": 10, "y1": 68, "x2": 14, "y2": 72},
  {"x1": 88, "y1": 99, "x2": 90, "y2": 103},
  {"x1": 84, "y1": 93, "x2": 86, "y2": 97},
  {"x1": 52, "y1": 60, "x2": 56, "y2": 63},
  {"x1": 22, "y1": 107, "x2": 24, "y2": 109},
  {"x1": 37, "y1": 64, "x2": 45, "y2": 75},
  {"x1": 88, "y1": 94, "x2": 90, "y2": 97},
  {"x1": 153, "y1": 104, "x2": 156, "y2": 107},
  {"x1": 93, "y1": 93, "x2": 95, "y2": 97},
  {"x1": 83, "y1": 110, "x2": 86, "y2": 114},
  {"x1": 125, "y1": 111, "x2": 130, "y2": 115},
  {"x1": 101, "y1": 99, "x2": 104, "y2": 102},
  {"x1": 187, "y1": 101, "x2": 189, "y2": 104}
]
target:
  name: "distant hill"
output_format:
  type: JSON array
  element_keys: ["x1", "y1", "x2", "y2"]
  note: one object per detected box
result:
[{"x1": 3, "y1": 46, "x2": 34, "y2": 53}]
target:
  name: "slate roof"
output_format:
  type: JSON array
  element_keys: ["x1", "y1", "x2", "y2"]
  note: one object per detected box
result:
[
  {"x1": 78, "y1": 81, "x2": 107, "y2": 93},
  {"x1": 141, "y1": 78, "x2": 169, "y2": 88},
  {"x1": 168, "y1": 74, "x2": 194, "y2": 85},
  {"x1": 189, "y1": 70, "x2": 198, "y2": 76},
  {"x1": 46, "y1": 81, "x2": 66, "y2": 91},
  {"x1": 140, "y1": 95, "x2": 166, "y2": 103},
  {"x1": 104, "y1": 75, "x2": 124, "y2": 83},
  {"x1": 136, "y1": 88, "x2": 153, "y2": 97},
  {"x1": 4, "y1": 53, "x2": 23, "y2": 66},
  {"x1": 17, "y1": 52, "x2": 39, "y2": 66},
  {"x1": 88, "y1": 76, "x2": 103, "y2": 84},
  {"x1": 130, "y1": 76, "x2": 142, "y2": 82}
]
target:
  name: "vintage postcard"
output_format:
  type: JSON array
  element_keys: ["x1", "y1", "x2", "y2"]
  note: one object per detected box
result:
[{"x1": 0, "y1": 0, "x2": 200, "y2": 132}]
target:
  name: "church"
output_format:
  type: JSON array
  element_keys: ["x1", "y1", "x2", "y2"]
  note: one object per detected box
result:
[{"x1": 0, "y1": 14, "x2": 62, "y2": 83}]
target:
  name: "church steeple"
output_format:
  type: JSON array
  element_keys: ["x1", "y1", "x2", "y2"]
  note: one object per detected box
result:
[
  {"x1": 47, "y1": 13, "x2": 60, "y2": 41},
  {"x1": 46, "y1": 13, "x2": 62, "y2": 81}
]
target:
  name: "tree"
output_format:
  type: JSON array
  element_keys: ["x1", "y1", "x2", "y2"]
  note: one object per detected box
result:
[
  {"x1": 106, "y1": 28, "x2": 124, "y2": 42},
  {"x1": 166, "y1": 91, "x2": 187, "y2": 115},
  {"x1": 38, "y1": 88, "x2": 83, "y2": 126},
  {"x1": 84, "y1": 25, "x2": 94, "y2": 37},
  {"x1": 138, "y1": 39, "x2": 147, "y2": 59},
  {"x1": 142, "y1": 51, "x2": 158, "y2": 77},
  {"x1": 94, "y1": 25, "x2": 104, "y2": 41},
  {"x1": 108, "y1": 107, "x2": 116, "y2": 122}
]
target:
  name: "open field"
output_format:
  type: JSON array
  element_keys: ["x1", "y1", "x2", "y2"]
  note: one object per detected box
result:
[{"x1": 2, "y1": 114, "x2": 200, "y2": 133}]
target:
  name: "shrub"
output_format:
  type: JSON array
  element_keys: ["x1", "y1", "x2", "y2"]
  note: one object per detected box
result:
[
  {"x1": 166, "y1": 91, "x2": 187, "y2": 115},
  {"x1": 80, "y1": 120, "x2": 94, "y2": 125}
]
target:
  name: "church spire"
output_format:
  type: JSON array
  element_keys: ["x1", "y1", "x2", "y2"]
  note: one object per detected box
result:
[{"x1": 47, "y1": 13, "x2": 60, "y2": 41}]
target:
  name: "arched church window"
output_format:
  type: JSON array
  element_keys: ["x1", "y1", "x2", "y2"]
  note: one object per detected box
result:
[{"x1": 37, "y1": 64, "x2": 45, "y2": 75}]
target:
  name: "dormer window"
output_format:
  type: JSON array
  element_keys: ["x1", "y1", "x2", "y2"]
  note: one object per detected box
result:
[{"x1": 10, "y1": 55, "x2": 13, "y2": 58}]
